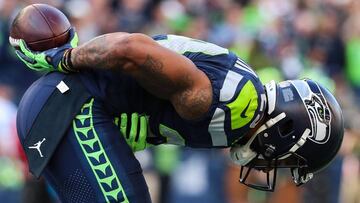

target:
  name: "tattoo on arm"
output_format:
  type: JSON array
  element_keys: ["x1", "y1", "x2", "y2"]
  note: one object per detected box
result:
[
  {"x1": 172, "y1": 85, "x2": 211, "y2": 120},
  {"x1": 136, "y1": 55, "x2": 177, "y2": 97},
  {"x1": 72, "y1": 35, "x2": 128, "y2": 70},
  {"x1": 140, "y1": 55, "x2": 163, "y2": 74}
]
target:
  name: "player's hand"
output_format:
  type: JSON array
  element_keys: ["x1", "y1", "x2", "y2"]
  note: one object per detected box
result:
[
  {"x1": 114, "y1": 113, "x2": 149, "y2": 152},
  {"x1": 12, "y1": 27, "x2": 78, "y2": 73}
]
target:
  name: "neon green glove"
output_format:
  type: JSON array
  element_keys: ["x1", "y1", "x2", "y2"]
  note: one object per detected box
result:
[
  {"x1": 114, "y1": 113, "x2": 149, "y2": 152},
  {"x1": 10, "y1": 27, "x2": 78, "y2": 72}
]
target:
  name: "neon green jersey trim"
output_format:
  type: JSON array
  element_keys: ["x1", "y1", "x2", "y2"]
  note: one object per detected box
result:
[
  {"x1": 73, "y1": 98, "x2": 129, "y2": 203},
  {"x1": 226, "y1": 80, "x2": 258, "y2": 130}
]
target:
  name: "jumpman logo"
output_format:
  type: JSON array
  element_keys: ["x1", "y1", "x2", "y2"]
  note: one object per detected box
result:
[{"x1": 28, "y1": 138, "x2": 46, "y2": 158}]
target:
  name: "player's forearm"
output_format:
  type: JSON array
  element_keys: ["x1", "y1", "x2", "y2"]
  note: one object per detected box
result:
[{"x1": 70, "y1": 33, "x2": 133, "y2": 71}]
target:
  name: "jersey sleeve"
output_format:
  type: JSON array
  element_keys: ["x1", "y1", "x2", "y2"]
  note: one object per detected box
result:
[{"x1": 153, "y1": 34, "x2": 229, "y2": 60}]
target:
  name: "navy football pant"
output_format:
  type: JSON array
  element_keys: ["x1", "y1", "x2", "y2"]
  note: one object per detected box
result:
[{"x1": 42, "y1": 98, "x2": 151, "y2": 203}]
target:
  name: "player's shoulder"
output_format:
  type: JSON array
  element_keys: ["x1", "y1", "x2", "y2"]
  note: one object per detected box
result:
[
  {"x1": 205, "y1": 56, "x2": 266, "y2": 146},
  {"x1": 152, "y1": 34, "x2": 229, "y2": 56}
]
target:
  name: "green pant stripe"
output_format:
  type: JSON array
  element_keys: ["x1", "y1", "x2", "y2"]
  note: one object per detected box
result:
[{"x1": 73, "y1": 98, "x2": 129, "y2": 203}]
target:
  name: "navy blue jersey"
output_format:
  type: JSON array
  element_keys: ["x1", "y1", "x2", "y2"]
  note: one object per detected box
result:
[{"x1": 18, "y1": 34, "x2": 266, "y2": 149}]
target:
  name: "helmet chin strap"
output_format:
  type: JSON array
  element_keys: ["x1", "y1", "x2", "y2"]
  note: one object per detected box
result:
[
  {"x1": 230, "y1": 112, "x2": 286, "y2": 166},
  {"x1": 289, "y1": 128, "x2": 311, "y2": 153}
]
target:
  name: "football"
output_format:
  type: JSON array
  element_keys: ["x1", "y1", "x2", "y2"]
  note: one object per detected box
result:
[{"x1": 9, "y1": 4, "x2": 71, "y2": 51}]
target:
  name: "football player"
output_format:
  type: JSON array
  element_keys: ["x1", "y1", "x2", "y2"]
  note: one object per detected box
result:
[{"x1": 12, "y1": 10, "x2": 344, "y2": 203}]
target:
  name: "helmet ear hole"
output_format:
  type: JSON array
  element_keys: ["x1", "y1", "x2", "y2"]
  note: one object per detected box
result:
[{"x1": 278, "y1": 120, "x2": 294, "y2": 138}]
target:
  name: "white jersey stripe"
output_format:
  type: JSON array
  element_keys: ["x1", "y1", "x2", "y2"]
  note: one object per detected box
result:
[
  {"x1": 236, "y1": 58, "x2": 251, "y2": 69},
  {"x1": 219, "y1": 70, "x2": 243, "y2": 102},
  {"x1": 235, "y1": 59, "x2": 258, "y2": 78},
  {"x1": 208, "y1": 108, "x2": 228, "y2": 146}
]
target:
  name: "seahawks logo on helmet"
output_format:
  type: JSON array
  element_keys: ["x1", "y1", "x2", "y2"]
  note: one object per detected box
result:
[{"x1": 291, "y1": 80, "x2": 332, "y2": 144}]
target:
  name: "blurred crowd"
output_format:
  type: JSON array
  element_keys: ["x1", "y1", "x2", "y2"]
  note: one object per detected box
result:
[{"x1": 0, "y1": 0, "x2": 360, "y2": 203}]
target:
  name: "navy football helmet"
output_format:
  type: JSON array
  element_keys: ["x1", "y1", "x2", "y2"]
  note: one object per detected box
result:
[{"x1": 230, "y1": 79, "x2": 344, "y2": 191}]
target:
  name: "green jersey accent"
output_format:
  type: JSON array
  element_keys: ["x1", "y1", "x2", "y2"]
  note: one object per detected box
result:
[
  {"x1": 73, "y1": 98, "x2": 129, "y2": 203},
  {"x1": 226, "y1": 80, "x2": 259, "y2": 130}
]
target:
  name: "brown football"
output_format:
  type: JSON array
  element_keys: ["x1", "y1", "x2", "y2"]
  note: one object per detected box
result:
[{"x1": 10, "y1": 4, "x2": 71, "y2": 51}]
